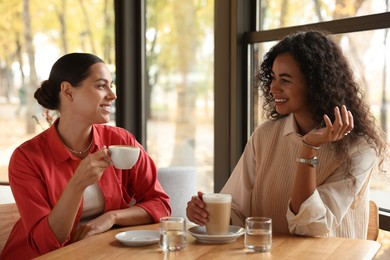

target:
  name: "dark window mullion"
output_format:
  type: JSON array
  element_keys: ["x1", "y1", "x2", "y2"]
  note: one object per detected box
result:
[{"x1": 246, "y1": 12, "x2": 390, "y2": 44}]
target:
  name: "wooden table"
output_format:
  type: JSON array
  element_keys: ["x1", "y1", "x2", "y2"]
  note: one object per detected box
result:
[{"x1": 35, "y1": 223, "x2": 381, "y2": 260}]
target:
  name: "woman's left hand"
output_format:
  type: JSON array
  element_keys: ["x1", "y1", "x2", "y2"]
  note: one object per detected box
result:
[
  {"x1": 71, "y1": 212, "x2": 115, "y2": 242},
  {"x1": 303, "y1": 105, "x2": 354, "y2": 147}
]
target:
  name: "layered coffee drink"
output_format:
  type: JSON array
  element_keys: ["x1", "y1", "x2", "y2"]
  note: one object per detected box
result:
[{"x1": 203, "y1": 193, "x2": 232, "y2": 235}]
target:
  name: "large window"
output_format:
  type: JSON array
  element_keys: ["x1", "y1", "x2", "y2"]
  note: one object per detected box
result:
[{"x1": 144, "y1": 1, "x2": 215, "y2": 193}]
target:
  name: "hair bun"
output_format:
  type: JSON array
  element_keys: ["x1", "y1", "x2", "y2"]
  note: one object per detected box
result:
[{"x1": 34, "y1": 80, "x2": 59, "y2": 110}]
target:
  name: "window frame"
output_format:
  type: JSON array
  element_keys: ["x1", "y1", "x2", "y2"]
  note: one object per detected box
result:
[{"x1": 114, "y1": 0, "x2": 146, "y2": 144}]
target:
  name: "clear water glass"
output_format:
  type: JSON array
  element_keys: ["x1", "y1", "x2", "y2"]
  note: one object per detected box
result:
[
  {"x1": 245, "y1": 217, "x2": 272, "y2": 252},
  {"x1": 159, "y1": 216, "x2": 187, "y2": 251}
]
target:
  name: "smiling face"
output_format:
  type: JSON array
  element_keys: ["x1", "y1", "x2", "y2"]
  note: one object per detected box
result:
[
  {"x1": 63, "y1": 62, "x2": 116, "y2": 125},
  {"x1": 270, "y1": 52, "x2": 310, "y2": 118}
]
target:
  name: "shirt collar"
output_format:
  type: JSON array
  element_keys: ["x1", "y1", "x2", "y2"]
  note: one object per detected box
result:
[
  {"x1": 283, "y1": 114, "x2": 301, "y2": 137},
  {"x1": 91, "y1": 124, "x2": 105, "y2": 150}
]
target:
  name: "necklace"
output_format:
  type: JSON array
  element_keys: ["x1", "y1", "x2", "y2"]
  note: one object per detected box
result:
[{"x1": 64, "y1": 140, "x2": 93, "y2": 155}]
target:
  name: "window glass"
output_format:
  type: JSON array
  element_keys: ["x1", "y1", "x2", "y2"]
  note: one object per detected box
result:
[
  {"x1": 250, "y1": 29, "x2": 390, "y2": 210},
  {"x1": 258, "y1": 0, "x2": 388, "y2": 30},
  {"x1": 145, "y1": 0, "x2": 214, "y2": 193},
  {"x1": 0, "y1": 0, "x2": 115, "y2": 191}
]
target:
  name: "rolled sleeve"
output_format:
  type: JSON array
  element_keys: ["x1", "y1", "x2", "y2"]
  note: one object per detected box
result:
[
  {"x1": 286, "y1": 147, "x2": 376, "y2": 236},
  {"x1": 286, "y1": 190, "x2": 330, "y2": 236}
]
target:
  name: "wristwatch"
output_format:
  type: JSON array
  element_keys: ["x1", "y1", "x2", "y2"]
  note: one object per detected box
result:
[{"x1": 296, "y1": 157, "x2": 318, "y2": 168}]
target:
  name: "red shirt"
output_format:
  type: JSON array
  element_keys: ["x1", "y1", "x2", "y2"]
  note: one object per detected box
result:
[{"x1": 1, "y1": 121, "x2": 170, "y2": 259}]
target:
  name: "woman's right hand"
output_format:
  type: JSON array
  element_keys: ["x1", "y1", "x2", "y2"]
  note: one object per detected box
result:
[
  {"x1": 72, "y1": 147, "x2": 111, "y2": 190},
  {"x1": 186, "y1": 191, "x2": 208, "y2": 225},
  {"x1": 49, "y1": 146, "x2": 111, "y2": 243}
]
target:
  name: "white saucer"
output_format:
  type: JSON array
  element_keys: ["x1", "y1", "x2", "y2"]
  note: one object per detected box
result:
[
  {"x1": 115, "y1": 230, "x2": 160, "y2": 246},
  {"x1": 188, "y1": 225, "x2": 245, "y2": 243}
]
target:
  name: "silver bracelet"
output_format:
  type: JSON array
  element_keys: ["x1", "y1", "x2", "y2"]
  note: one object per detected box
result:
[{"x1": 302, "y1": 139, "x2": 320, "y2": 150}]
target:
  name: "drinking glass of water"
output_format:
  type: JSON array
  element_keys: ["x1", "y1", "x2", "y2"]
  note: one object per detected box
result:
[
  {"x1": 159, "y1": 217, "x2": 187, "y2": 251},
  {"x1": 245, "y1": 217, "x2": 272, "y2": 252}
]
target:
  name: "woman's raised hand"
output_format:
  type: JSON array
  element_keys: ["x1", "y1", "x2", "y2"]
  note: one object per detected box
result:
[{"x1": 303, "y1": 105, "x2": 354, "y2": 147}]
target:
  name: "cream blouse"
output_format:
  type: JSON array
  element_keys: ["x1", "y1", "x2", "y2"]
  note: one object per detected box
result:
[
  {"x1": 81, "y1": 184, "x2": 105, "y2": 221},
  {"x1": 221, "y1": 114, "x2": 376, "y2": 239}
]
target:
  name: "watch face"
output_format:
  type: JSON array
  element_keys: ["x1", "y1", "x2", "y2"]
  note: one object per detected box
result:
[
  {"x1": 311, "y1": 157, "x2": 318, "y2": 167},
  {"x1": 296, "y1": 157, "x2": 318, "y2": 167}
]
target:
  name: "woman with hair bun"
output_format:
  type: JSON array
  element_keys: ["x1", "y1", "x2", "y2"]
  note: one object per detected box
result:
[{"x1": 1, "y1": 53, "x2": 170, "y2": 259}]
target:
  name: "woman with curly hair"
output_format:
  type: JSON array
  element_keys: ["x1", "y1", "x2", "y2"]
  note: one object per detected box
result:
[{"x1": 186, "y1": 30, "x2": 386, "y2": 239}]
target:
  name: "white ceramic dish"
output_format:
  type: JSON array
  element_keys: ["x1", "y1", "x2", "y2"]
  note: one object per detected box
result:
[
  {"x1": 188, "y1": 225, "x2": 245, "y2": 243},
  {"x1": 115, "y1": 230, "x2": 160, "y2": 246}
]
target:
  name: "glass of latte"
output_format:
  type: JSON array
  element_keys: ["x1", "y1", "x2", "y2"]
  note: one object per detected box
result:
[{"x1": 203, "y1": 193, "x2": 232, "y2": 235}]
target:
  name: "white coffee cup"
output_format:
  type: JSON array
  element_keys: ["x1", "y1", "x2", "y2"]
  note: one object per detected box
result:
[
  {"x1": 108, "y1": 145, "x2": 140, "y2": 169},
  {"x1": 203, "y1": 193, "x2": 232, "y2": 235}
]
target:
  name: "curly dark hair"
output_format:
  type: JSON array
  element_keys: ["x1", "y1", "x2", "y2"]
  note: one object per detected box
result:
[{"x1": 256, "y1": 30, "x2": 386, "y2": 184}]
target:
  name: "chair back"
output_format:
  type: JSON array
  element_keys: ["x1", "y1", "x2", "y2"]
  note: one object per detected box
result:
[
  {"x1": 158, "y1": 166, "x2": 196, "y2": 222},
  {"x1": 367, "y1": 200, "x2": 379, "y2": 240},
  {"x1": 0, "y1": 203, "x2": 19, "y2": 252}
]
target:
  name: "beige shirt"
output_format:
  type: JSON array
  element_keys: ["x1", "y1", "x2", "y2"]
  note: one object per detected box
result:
[{"x1": 221, "y1": 114, "x2": 376, "y2": 239}]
